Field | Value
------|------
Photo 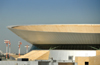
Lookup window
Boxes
[68,56,73,60]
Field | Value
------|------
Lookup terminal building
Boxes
[8,24,100,65]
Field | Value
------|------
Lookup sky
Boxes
[0,0,100,54]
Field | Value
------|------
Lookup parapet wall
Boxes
[75,57,89,65]
[75,50,100,65]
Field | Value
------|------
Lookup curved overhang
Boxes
[8,24,100,45]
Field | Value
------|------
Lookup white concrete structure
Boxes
[49,50,96,60]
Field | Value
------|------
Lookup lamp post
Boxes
[4,40,9,59]
[8,41,11,59]
[18,41,22,56]
[25,45,30,53]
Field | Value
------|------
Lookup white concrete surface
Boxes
[49,50,96,60]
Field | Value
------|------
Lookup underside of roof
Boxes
[8,24,100,46]
[32,44,100,50]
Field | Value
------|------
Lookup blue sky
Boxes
[0,0,100,54]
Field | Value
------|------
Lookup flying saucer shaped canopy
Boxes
[8,24,100,45]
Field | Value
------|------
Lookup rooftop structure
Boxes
[8,24,100,50]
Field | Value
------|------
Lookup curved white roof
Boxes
[8,24,100,45]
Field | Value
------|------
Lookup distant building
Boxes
[8,24,100,65]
